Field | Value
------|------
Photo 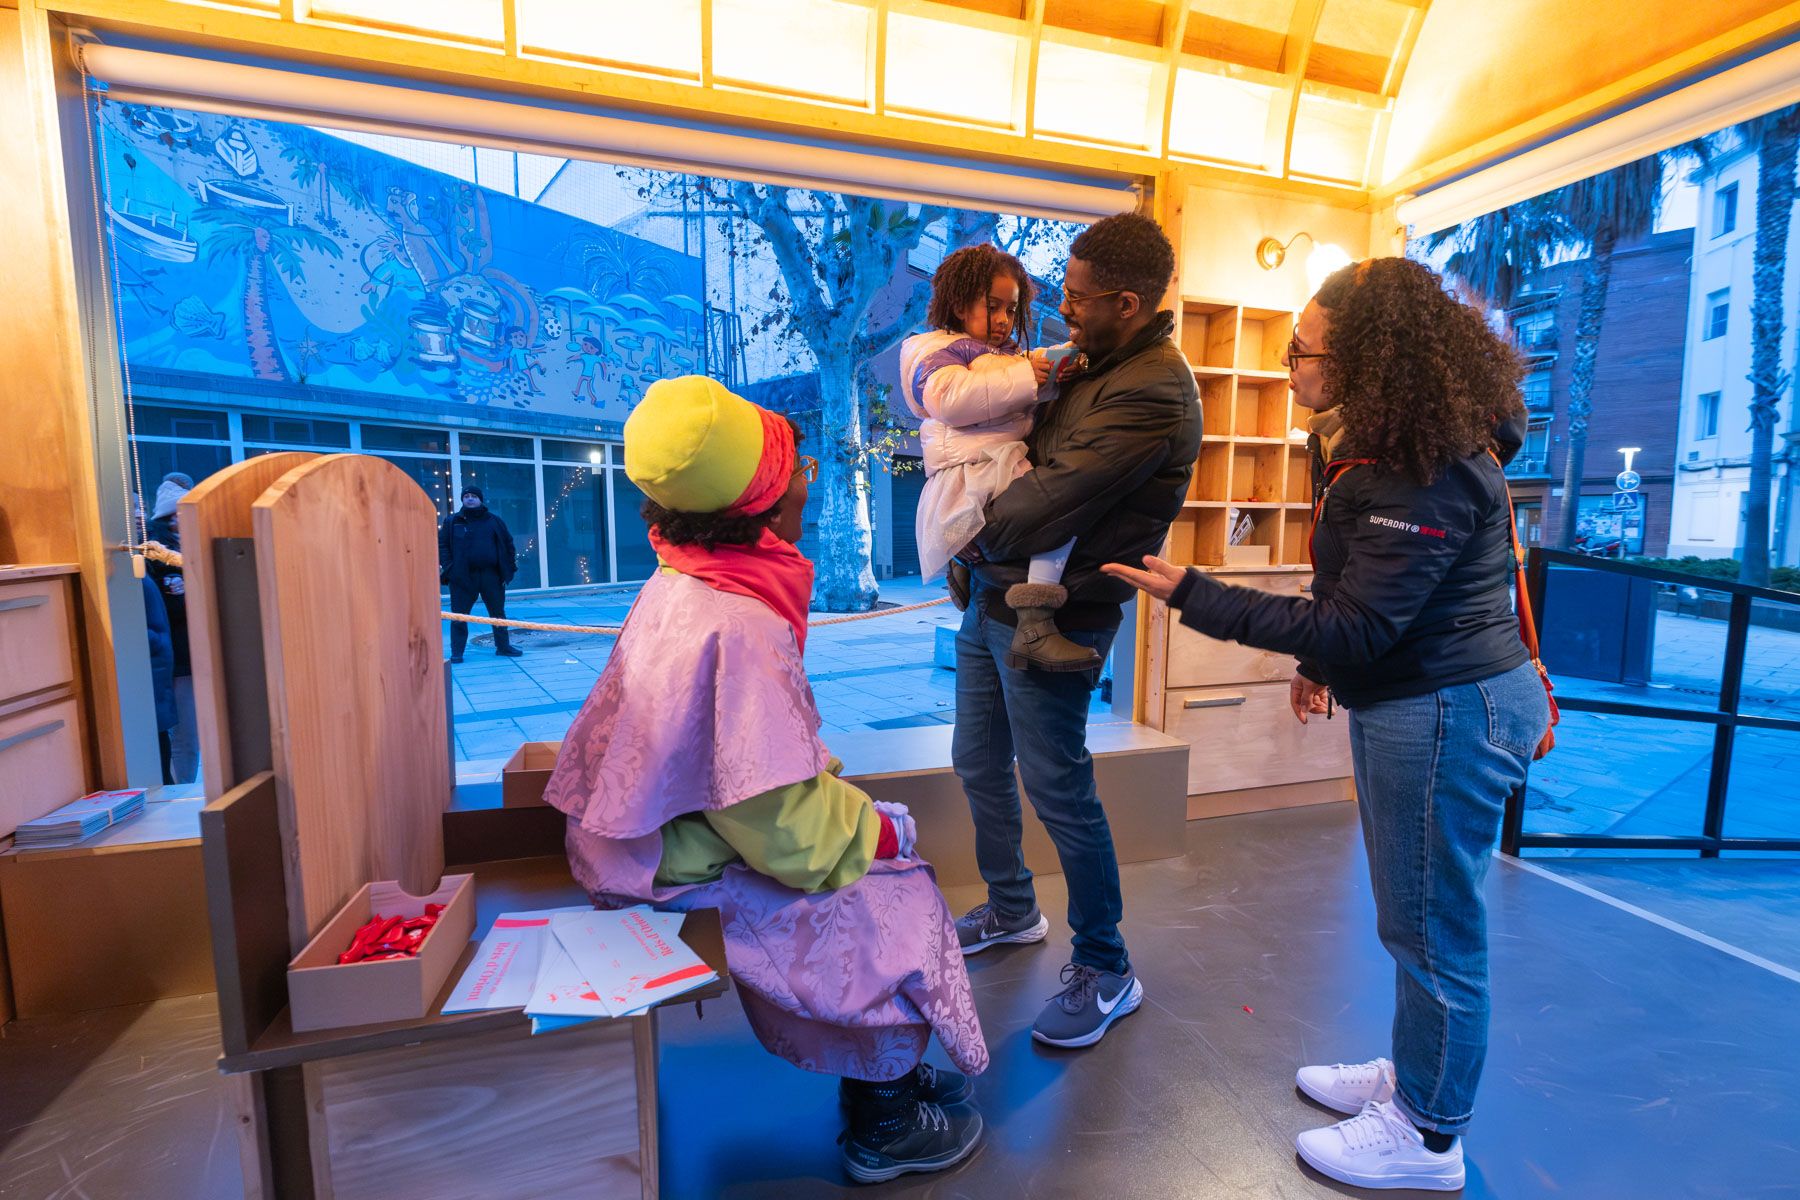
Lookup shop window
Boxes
[458,460,542,588]
[542,439,610,464]
[240,414,350,447]
[543,464,611,586]
[460,432,534,460]
[134,404,229,441]
[610,471,658,582]
[362,424,451,454]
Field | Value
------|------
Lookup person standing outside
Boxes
[146,471,199,783]
[951,211,1200,1049]
[1106,257,1550,1192]
[440,485,524,663]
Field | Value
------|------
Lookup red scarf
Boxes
[648,528,815,654]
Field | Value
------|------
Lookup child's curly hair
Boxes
[927,244,1036,347]
[1317,257,1526,486]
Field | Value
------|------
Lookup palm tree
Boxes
[192,206,340,381]
[1543,158,1666,549]
[1420,198,1562,311]
[1736,103,1800,586]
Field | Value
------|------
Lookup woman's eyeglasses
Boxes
[1284,337,1329,365]
[793,455,819,484]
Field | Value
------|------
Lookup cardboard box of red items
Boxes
[502,741,560,808]
[286,874,475,1033]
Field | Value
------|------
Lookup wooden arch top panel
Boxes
[253,454,449,952]
[179,452,320,801]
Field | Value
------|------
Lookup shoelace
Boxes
[1333,1059,1389,1088]
[1338,1101,1414,1154]
[1051,963,1103,1013]
[916,1102,950,1134]
[961,902,993,930]
[916,1063,939,1094]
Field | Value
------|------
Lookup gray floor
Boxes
[3,804,1798,1199]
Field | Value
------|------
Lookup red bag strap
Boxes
[1308,458,1378,567]
[1486,449,1541,658]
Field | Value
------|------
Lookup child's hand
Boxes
[1029,348,1052,386]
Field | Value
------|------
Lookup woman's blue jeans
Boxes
[1347,660,1548,1135]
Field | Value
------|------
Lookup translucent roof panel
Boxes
[713,0,872,105]
[1184,0,1298,72]
[1043,0,1168,48]
[1168,68,1281,171]
[309,0,504,44]
[518,0,702,77]
[1309,0,1416,94]
[1034,40,1157,149]
[886,11,1022,128]
[1288,88,1381,186]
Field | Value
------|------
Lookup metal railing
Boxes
[1505,452,1550,477]
[1502,549,1800,857]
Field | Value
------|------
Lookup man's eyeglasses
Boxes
[1063,286,1127,308]
[793,455,819,484]
[1284,337,1329,365]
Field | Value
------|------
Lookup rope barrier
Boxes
[135,540,949,636]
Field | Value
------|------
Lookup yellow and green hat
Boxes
[624,375,796,516]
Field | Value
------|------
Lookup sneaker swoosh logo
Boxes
[1097,984,1129,1015]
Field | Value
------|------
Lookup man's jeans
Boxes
[952,593,1127,976]
[1347,659,1548,1135]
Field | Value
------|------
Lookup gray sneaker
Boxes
[1030,963,1143,1048]
[956,902,1050,955]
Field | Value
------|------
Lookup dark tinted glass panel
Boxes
[458,460,540,587]
[134,440,230,494]
[240,414,350,447]
[611,471,657,581]
[134,405,229,440]
[543,439,609,464]
[361,424,450,454]
[544,465,609,586]
[377,454,454,516]
[460,432,533,459]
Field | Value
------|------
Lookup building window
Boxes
[1520,369,1552,412]
[1705,290,1730,340]
[1712,183,1738,238]
[1696,391,1721,439]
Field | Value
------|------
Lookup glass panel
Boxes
[519,0,702,75]
[375,454,454,516]
[361,424,451,454]
[1725,725,1800,841]
[133,405,230,441]
[1738,598,1800,722]
[309,0,504,43]
[1288,89,1378,185]
[458,460,541,588]
[1169,69,1279,169]
[611,471,658,582]
[886,13,1020,127]
[542,439,609,464]
[1034,41,1156,148]
[1540,564,1731,714]
[459,432,533,460]
[133,440,231,495]
[713,0,871,103]
[1522,710,1714,839]
[543,465,610,587]
[240,414,350,447]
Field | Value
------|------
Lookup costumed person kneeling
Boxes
[543,376,989,1185]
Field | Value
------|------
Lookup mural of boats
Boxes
[105,197,198,263]
[214,126,259,177]
[196,178,293,224]
[127,108,199,141]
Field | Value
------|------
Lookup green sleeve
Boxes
[654,761,879,893]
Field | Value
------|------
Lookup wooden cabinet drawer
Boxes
[0,580,74,703]
[0,697,85,839]
[1166,572,1313,689]
[1163,681,1350,796]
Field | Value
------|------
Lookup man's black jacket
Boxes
[973,310,1202,629]
[439,507,518,587]
[1170,412,1530,708]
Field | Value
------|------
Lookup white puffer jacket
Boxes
[898,330,1040,476]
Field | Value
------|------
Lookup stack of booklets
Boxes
[442,904,717,1034]
[14,789,147,849]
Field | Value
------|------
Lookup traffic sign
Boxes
[1612,490,1639,511]
[1615,470,1641,492]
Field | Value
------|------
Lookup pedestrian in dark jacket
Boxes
[140,574,178,786]
[147,472,199,783]
[949,211,1201,1051]
[1106,257,1550,1193]
[440,485,523,662]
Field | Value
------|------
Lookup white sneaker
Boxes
[1295,1100,1465,1191]
[1296,1057,1396,1115]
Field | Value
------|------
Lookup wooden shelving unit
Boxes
[1173,299,1313,570]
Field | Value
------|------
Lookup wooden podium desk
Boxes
[205,774,728,1200]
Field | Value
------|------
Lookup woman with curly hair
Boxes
[1105,257,1549,1192]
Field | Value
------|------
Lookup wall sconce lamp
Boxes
[1256,231,1354,293]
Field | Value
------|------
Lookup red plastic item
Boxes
[337,904,447,965]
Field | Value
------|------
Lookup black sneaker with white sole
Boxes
[839,1076,984,1186]
[1030,963,1143,1048]
[956,902,1050,955]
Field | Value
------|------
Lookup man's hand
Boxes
[1100,555,1186,603]
[1029,348,1052,386]
[1289,674,1330,725]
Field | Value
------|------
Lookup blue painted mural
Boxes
[95,99,706,424]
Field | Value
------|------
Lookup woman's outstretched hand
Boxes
[1101,555,1186,603]
[1290,674,1330,725]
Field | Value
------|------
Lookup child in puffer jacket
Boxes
[899,244,1100,673]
